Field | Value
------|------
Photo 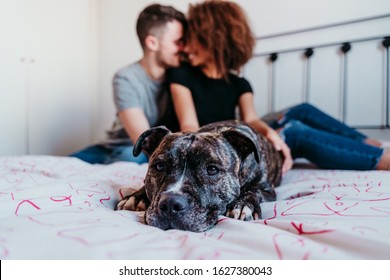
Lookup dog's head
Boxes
[134,126,260,232]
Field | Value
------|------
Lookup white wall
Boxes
[239,0,390,37]
[94,0,390,140]
[0,0,99,156]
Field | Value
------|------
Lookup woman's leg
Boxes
[279,103,369,141]
[280,120,386,170]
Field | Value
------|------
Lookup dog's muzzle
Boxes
[147,191,220,232]
[158,193,189,218]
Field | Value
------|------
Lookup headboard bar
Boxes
[253,35,390,58]
[245,14,390,128]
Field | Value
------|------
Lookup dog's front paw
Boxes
[116,195,147,211]
[116,187,149,211]
[226,199,262,221]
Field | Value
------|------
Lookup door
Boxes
[0,0,28,156]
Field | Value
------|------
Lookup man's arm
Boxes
[118,108,150,144]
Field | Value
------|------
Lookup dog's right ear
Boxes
[133,126,171,157]
[221,129,261,164]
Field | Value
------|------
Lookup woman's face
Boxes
[184,37,210,67]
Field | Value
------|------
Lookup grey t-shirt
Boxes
[103,62,164,146]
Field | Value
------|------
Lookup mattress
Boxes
[1,155,389,259]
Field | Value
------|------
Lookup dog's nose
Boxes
[158,193,188,217]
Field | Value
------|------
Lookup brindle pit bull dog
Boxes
[116,120,283,232]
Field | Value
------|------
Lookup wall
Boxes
[0,0,99,156]
[239,0,390,37]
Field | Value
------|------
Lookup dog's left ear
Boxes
[221,129,260,163]
[133,126,171,157]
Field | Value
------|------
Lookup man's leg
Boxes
[69,144,110,164]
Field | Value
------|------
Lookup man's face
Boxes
[156,20,184,68]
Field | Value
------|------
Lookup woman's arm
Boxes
[238,93,293,174]
[170,83,200,132]
[238,92,277,135]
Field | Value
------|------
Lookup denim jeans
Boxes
[69,144,148,164]
[262,103,384,170]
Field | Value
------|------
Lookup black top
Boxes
[166,63,253,127]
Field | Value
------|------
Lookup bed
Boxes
[1,155,389,260]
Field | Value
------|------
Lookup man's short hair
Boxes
[136,4,186,49]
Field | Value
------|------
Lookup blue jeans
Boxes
[263,103,384,170]
[69,144,148,164]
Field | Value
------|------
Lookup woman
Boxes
[167,0,390,171]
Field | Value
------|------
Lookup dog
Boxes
[116,120,283,232]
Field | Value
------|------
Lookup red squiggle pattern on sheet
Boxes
[1,156,390,259]
[15,200,41,216]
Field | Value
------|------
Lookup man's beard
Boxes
[157,52,179,68]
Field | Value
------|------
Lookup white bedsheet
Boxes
[1,156,389,259]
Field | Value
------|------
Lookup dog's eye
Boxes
[153,162,165,172]
[206,165,219,176]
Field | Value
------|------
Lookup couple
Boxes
[71,1,390,172]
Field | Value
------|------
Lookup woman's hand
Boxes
[265,129,293,174]
[244,110,293,175]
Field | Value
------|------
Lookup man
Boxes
[71,4,186,164]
